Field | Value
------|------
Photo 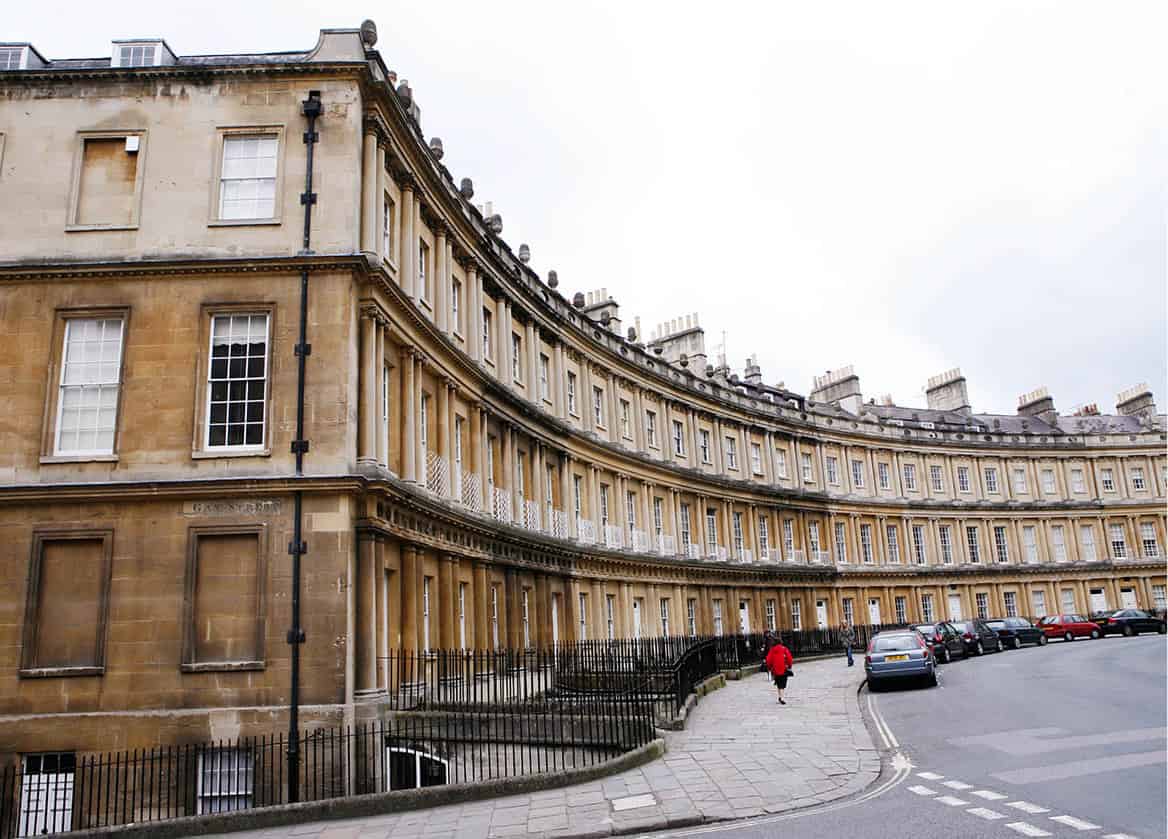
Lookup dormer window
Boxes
[112,40,175,68]
[118,44,156,66]
[0,44,45,71]
[0,47,27,70]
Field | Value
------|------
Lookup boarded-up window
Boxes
[75,137,139,227]
[22,532,113,674]
[184,528,266,668]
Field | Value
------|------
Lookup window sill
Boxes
[20,666,104,679]
[181,661,265,673]
[382,256,399,274]
[191,448,271,460]
[40,454,119,464]
[207,218,281,227]
[452,330,464,342]
[66,223,139,232]
[568,411,580,419]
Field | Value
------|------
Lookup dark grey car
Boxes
[865,630,937,690]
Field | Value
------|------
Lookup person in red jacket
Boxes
[764,637,794,704]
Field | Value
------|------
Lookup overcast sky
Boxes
[13,1,1166,415]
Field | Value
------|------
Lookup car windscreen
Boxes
[987,621,1006,629]
[1007,618,1031,627]
[872,635,918,652]
[914,625,936,635]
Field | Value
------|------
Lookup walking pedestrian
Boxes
[841,622,857,667]
[764,635,794,704]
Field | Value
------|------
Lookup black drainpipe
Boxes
[288,89,321,804]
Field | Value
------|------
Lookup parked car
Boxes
[986,617,1047,648]
[865,630,936,690]
[1092,609,1168,637]
[1037,614,1101,641]
[913,622,967,663]
[952,619,1003,655]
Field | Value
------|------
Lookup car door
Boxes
[943,623,963,657]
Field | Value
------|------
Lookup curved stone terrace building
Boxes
[0,24,1164,759]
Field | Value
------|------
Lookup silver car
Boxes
[865,630,937,690]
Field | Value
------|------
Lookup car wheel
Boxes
[926,670,938,688]
[975,640,984,655]
[938,647,948,663]
[1063,631,1074,642]
[1122,625,1134,637]
[1038,634,1048,646]
[1158,623,1166,635]
[1013,637,1021,649]
[1090,629,1100,639]
[867,679,881,693]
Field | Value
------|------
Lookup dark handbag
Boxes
[785,667,794,678]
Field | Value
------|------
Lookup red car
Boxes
[1037,614,1101,641]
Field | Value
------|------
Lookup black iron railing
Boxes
[0,630,900,837]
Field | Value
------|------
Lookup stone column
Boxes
[561,453,576,537]
[526,321,539,401]
[438,555,455,650]
[400,180,416,300]
[688,410,700,468]
[535,574,550,647]
[401,545,420,652]
[473,561,490,651]
[358,311,378,465]
[414,356,426,485]
[712,417,724,473]
[553,342,566,417]
[501,299,514,383]
[437,378,450,495]
[467,263,482,362]
[434,225,449,333]
[355,534,380,696]
[360,125,379,258]
[400,348,417,482]
[633,388,646,451]
[375,323,387,467]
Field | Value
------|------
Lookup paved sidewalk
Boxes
[215,658,878,839]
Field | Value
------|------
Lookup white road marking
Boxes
[1006,822,1053,837]
[967,807,1007,820]
[936,795,969,807]
[917,771,944,780]
[994,750,1166,784]
[1007,801,1051,814]
[1051,814,1102,831]
[972,789,1007,800]
[907,785,937,796]
[866,694,900,748]
[942,780,973,790]
[1102,834,1141,839]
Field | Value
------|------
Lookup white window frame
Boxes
[578,592,588,640]
[911,524,926,565]
[975,592,989,620]
[511,334,522,383]
[593,387,604,427]
[732,512,744,554]
[1023,525,1038,563]
[759,516,771,555]
[481,309,492,359]
[1012,467,1027,493]
[765,599,777,631]
[860,524,873,564]
[1109,523,1127,558]
[1051,525,1067,562]
[885,524,899,563]
[920,594,934,623]
[1100,468,1115,492]
[699,430,711,463]
[877,462,890,490]
[834,522,847,564]
[903,463,917,492]
[826,456,839,485]
[776,449,788,478]
[204,313,270,452]
[54,316,125,457]
[984,467,998,494]
[939,525,953,565]
[966,526,980,563]
[956,466,971,493]
[566,372,577,415]
[672,420,685,456]
[1140,522,1159,558]
[217,133,280,223]
[790,599,801,631]
[619,399,631,438]
[993,525,1009,563]
[1131,467,1146,491]
[1041,469,1056,495]
[751,442,763,475]
[538,354,550,401]
[801,452,814,482]
[1071,468,1086,494]
[725,436,737,469]
[646,411,658,448]
[1004,591,1018,618]
[687,598,697,637]
[196,748,253,815]
[852,459,865,488]
[1079,524,1096,562]
[930,464,943,492]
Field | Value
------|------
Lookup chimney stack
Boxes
[1017,386,1058,425]
[1115,383,1155,418]
[925,368,971,415]
[809,366,862,414]
[743,355,763,386]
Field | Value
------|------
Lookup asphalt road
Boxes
[642,632,1167,839]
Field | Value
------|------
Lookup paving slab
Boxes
[209,657,878,839]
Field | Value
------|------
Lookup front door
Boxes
[738,600,750,634]
[868,598,882,625]
[816,599,828,629]
[1089,588,1108,613]
[948,593,963,621]
[1120,588,1138,609]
